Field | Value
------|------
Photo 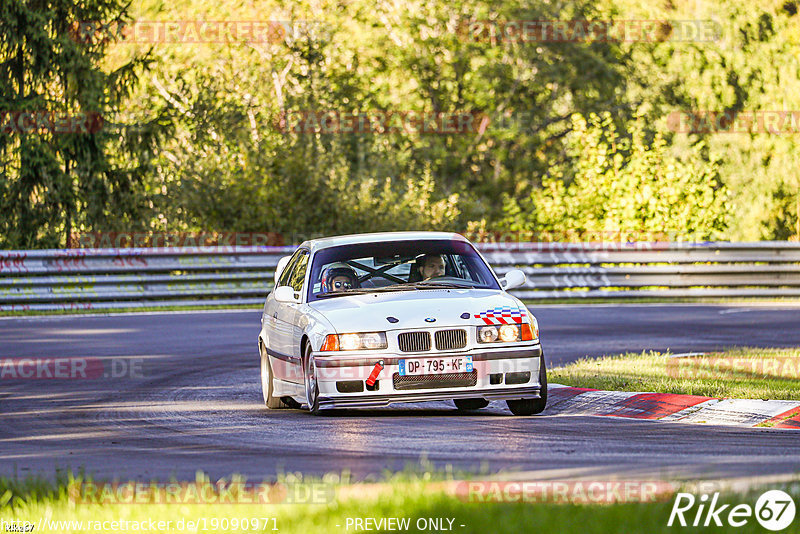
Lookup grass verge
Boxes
[550,347,800,400]
[2,471,799,534]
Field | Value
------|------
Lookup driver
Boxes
[417,254,445,280]
[320,263,359,293]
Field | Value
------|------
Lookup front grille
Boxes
[398,331,431,352]
[434,329,467,350]
[393,370,478,390]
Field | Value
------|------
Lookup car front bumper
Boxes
[312,343,543,409]
[318,385,542,409]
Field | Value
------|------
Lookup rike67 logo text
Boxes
[668,490,796,531]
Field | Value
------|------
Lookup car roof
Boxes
[300,231,469,253]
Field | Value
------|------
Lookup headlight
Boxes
[320,332,388,351]
[478,326,499,343]
[477,323,536,343]
[339,333,361,350]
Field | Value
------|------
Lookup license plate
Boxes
[398,356,473,376]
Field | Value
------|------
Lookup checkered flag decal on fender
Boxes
[474,306,524,325]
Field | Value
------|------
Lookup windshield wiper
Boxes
[315,289,371,299]
[409,281,473,289]
[315,285,419,299]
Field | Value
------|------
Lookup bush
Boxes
[498,113,730,242]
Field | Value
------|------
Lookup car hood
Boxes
[308,289,527,331]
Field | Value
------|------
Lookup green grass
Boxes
[2,471,800,534]
[550,347,800,400]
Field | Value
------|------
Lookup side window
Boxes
[277,250,303,287]
[288,251,309,293]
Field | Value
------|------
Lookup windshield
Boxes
[307,239,500,301]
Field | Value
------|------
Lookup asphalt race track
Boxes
[2,304,800,483]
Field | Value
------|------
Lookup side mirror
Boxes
[501,269,526,290]
[273,286,300,304]
[273,286,299,303]
[274,256,292,286]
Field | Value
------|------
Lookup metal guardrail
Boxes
[1,242,800,311]
[481,241,800,300]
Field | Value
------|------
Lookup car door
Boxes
[263,256,292,350]
[264,250,303,383]
[275,249,310,385]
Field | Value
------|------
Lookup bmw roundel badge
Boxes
[424,317,436,323]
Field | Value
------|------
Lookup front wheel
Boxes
[260,342,285,409]
[506,354,548,416]
[304,344,321,415]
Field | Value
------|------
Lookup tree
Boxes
[0,0,151,248]
[499,113,730,241]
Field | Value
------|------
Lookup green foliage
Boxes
[613,0,800,240]
[0,0,153,249]
[127,0,638,242]
[500,113,730,240]
[2,0,798,247]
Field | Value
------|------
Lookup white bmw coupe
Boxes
[258,231,546,415]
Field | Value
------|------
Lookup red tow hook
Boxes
[366,360,384,387]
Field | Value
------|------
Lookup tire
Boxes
[303,344,321,415]
[260,342,285,409]
[454,398,490,411]
[506,353,548,416]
